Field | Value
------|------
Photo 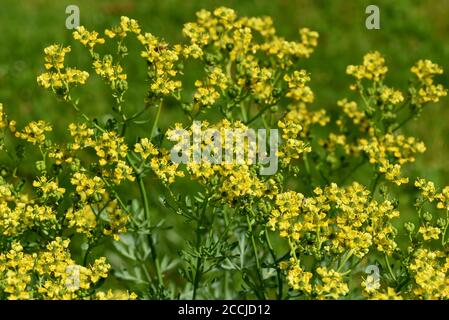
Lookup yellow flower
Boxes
[0,238,112,300]
[134,138,158,160]
[70,172,105,203]
[411,59,444,84]
[277,119,311,166]
[33,176,65,200]
[370,287,402,300]
[411,59,447,104]
[73,26,105,49]
[37,45,89,92]
[287,263,313,293]
[437,186,449,210]
[315,267,349,299]
[66,205,97,236]
[15,120,52,145]
[418,226,441,241]
[415,178,437,202]
[347,51,388,82]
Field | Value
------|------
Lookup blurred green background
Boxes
[1,0,449,295]
[1,0,448,184]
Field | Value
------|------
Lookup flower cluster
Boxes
[165,120,272,203]
[0,239,117,300]
[346,51,388,82]
[411,60,447,104]
[36,45,89,97]
[1,7,448,300]
[358,129,426,185]
[269,182,399,259]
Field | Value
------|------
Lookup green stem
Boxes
[245,104,272,125]
[192,197,209,299]
[340,159,366,184]
[240,103,248,123]
[83,243,92,267]
[246,213,266,299]
[261,114,269,130]
[442,209,449,246]
[336,250,353,273]
[395,98,410,114]
[393,111,414,132]
[150,100,163,139]
[101,177,129,214]
[370,173,381,196]
[142,260,156,292]
[265,228,283,299]
[137,175,151,223]
[67,95,105,133]
[303,153,315,191]
[359,85,372,114]
[126,106,150,124]
[304,153,311,175]
[137,173,163,286]
[192,258,202,300]
[126,154,163,287]
[384,254,397,282]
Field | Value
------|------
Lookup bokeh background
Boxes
[1,0,448,183]
[1,0,449,295]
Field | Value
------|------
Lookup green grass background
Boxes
[1,0,448,184]
[1,0,449,295]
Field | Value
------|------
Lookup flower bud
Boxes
[404,222,415,233]
[35,160,46,173]
[272,88,282,98]
[116,79,128,93]
[437,218,446,228]
[0,166,8,177]
[227,86,239,99]
[92,192,103,203]
[423,211,432,222]
[181,103,193,112]
[291,166,300,176]
[204,53,216,65]
[70,158,81,172]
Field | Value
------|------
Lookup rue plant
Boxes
[0,7,448,300]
